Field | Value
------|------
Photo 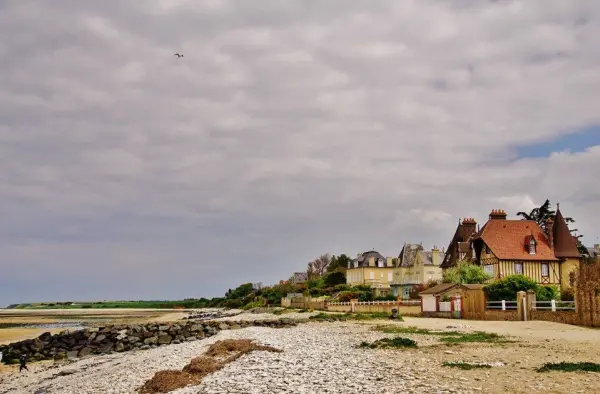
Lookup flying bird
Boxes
[174,53,184,58]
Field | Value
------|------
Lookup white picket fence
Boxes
[486,300,518,310]
[534,300,575,311]
[486,300,575,311]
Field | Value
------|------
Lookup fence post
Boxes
[526,290,537,312]
[517,291,527,321]
[501,300,506,311]
[551,299,556,312]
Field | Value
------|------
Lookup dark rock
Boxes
[144,336,158,345]
[115,342,125,352]
[78,347,93,357]
[157,334,172,345]
[97,342,114,354]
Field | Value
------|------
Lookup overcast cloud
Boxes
[1,0,599,306]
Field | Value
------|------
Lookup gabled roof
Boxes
[419,283,457,295]
[441,219,478,268]
[553,207,581,258]
[418,250,444,266]
[397,243,423,267]
[472,220,558,261]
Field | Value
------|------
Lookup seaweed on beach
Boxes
[138,339,283,394]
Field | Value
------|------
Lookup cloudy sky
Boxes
[1,0,599,306]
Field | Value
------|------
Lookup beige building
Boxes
[346,251,394,294]
[391,244,444,299]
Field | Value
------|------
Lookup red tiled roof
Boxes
[475,220,558,261]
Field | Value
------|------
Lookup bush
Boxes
[333,284,350,292]
[536,285,559,302]
[443,261,491,284]
[484,275,538,301]
[324,271,346,287]
[560,288,575,301]
[358,291,374,302]
[337,291,361,302]
[374,295,397,301]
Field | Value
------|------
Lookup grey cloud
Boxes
[1,0,599,305]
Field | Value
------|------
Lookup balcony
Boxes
[363,279,390,288]
[391,279,423,286]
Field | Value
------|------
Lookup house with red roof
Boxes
[469,206,581,291]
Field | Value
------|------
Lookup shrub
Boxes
[337,291,361,302]
[484,275,538,301]
[537,362,600,373]
[333,284,350,292]
[374,295,397,301]
[443,261,491,284]
[535,285,559,302]
[324,271,346,287]
[359,337,417,349]
[358,291,373,302]
[560,288,575,301]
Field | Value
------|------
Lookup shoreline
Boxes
[3,312,600,393]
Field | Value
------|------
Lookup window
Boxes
[388,272,393,282]
[369,272,374,280]
[529,238,536,255]
[515,263,523,275]
[380,272,383,278]
[472,248,476,259]
[483,265,494,276]
[402,287,411,299]
[377,259,384,268]
[541,263,549,277]
[428,271,434,281]
[353,261,358,268]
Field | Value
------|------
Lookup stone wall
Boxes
[326,303,422,316]
[530,310,580,325]
[0,319,298,364]
[483,310,520,321]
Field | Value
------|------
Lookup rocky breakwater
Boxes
[0,318,299,364]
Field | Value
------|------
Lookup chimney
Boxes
[432,248,441,266]
[386,256,393,267]
[545,217,554,249]
[489,209,507,220]
[461,217,477,231]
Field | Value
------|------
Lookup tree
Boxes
[324,271,346,287]
[308,254,332,277]
[516,199,587,255]
[228,283,254,299]
[517,199,555,224]
[328,254,351,272]
[442,261,491,284]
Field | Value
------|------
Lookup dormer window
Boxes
[529,237,536,255]
[353,261,358,268]
[377,259,384,268]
